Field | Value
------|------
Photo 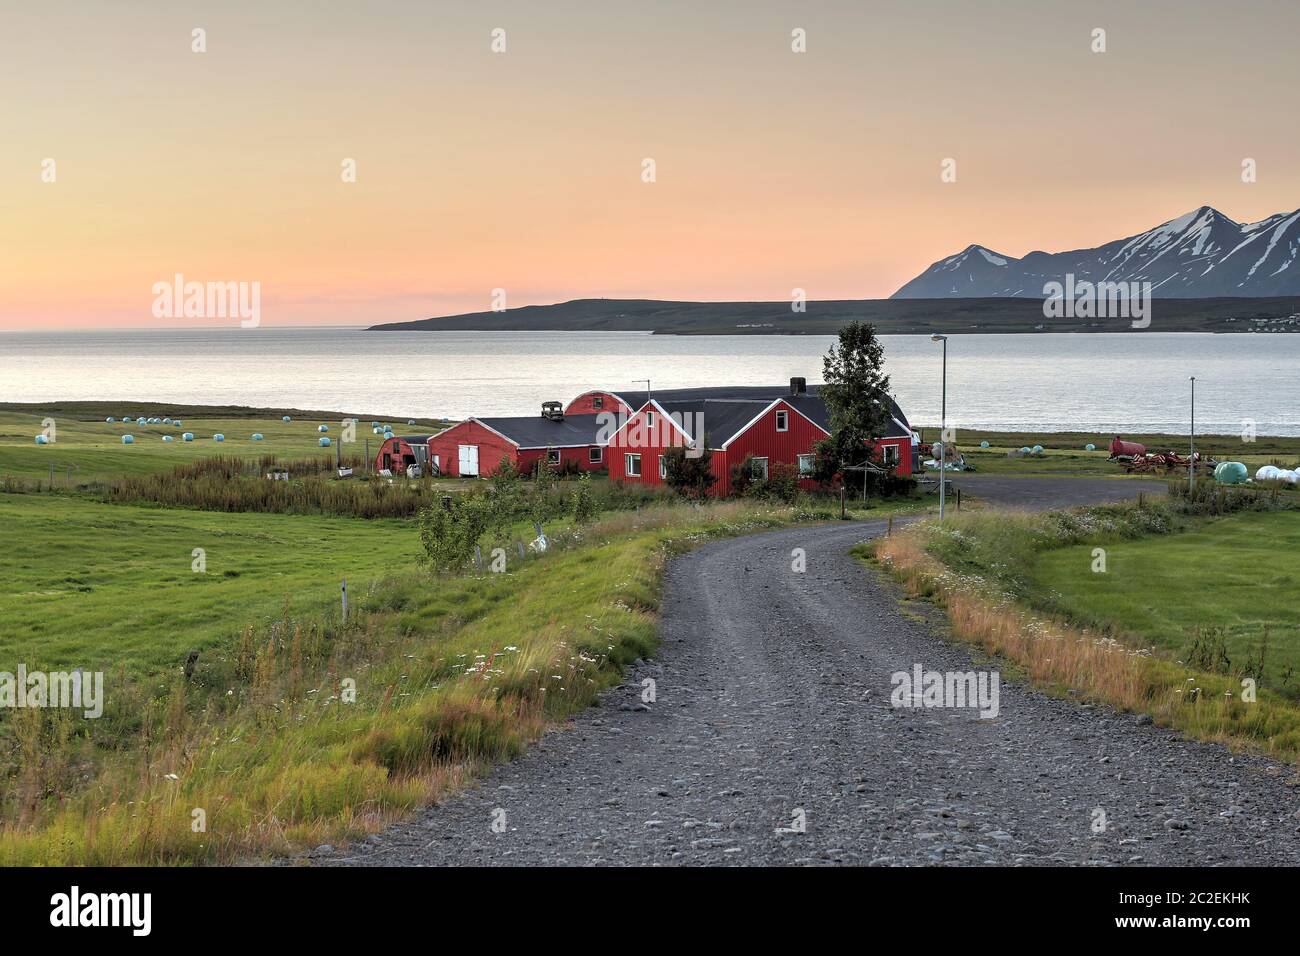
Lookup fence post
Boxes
[341,578,348,619]
[886,514,894,537]
[473,545,484,572]
[840,485,846,519]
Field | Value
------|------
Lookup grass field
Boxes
[0,498,813,864]
[7,396,1292,860]
[1029,510,1300,690]
[1,399,874,862]
[0,405,448,484]
[0,494,414,678]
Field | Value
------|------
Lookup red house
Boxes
[604,381,915,496]
[375,407,607,477]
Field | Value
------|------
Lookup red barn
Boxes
[374,433,439,475]
[564,389,643,417]
[377,408,607,478]
[605,381,915,496]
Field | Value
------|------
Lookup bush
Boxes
[729,455,759,498]
[729,458,809,503]
[107,467,431,519]
[663,445,716,498]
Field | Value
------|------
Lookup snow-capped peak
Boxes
[893,205,1300,299]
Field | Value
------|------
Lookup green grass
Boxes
[873,489,1300,769]
[1029,510,1300,691]
[0,408,448,483]
[0,493,414,678]
[0,498,808,864]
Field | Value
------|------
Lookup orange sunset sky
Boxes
[3,0,1298,330]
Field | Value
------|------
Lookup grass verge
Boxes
[0,498,818,865]
[865,485,1300,766]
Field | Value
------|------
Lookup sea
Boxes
[1,328,1296,436]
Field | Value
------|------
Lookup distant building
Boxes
[373,379,916,491]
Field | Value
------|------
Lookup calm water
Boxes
[1,328,1297,435]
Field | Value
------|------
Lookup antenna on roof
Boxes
[636,379,651,403]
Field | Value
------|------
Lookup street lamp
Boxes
[931,333,948,521]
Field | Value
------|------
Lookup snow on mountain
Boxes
[892,207,1300,298]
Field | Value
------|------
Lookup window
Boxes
[588,446,602,463]
[645,411,655,429]
[547,448,561,465]
[752,457,769,480]
[658,455,667,479]
[797,454,814,476]
[625,453,642,477]
[593,395,604,410]
[775,410,788,432]
[881,444,900,466]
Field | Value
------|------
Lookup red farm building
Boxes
[604,380,916,496]
[373,380,916,491]
[564,389,644,417]
[374,404,608,478]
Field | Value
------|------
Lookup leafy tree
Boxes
[663,439,716,498]
[816,321,894,493]
[486,457,524,536]
[571,473,597,524]
[527,464,560,526]
[418,495,494,573]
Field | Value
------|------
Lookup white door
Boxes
[458,444,479,477]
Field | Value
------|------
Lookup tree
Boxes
[571,472,596,524]
[816,321,893,493]
[663,439,716,498]
[418,495,494,573]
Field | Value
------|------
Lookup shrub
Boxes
[663,444,716,498]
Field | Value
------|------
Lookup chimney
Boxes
[541,401,564,421]
[789,377,807,396]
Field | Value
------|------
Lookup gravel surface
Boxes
[949,474,1169,511]
[323,478,1300,867]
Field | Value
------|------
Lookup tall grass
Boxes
[871,492,1300,766]
[99,457,672,520]
[0,498,802,864]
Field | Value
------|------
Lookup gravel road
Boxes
[325,477,1300,866]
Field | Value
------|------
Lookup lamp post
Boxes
[931,333,948,521]
[1189,376,1196,491]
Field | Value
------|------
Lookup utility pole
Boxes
[931,334,948,521]
[1189,376,1196,491]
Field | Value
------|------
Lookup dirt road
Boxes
[327,478,1300,866]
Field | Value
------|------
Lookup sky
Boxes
[2,0,1298,330]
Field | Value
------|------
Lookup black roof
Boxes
[396,433,438,444]
[473,413,605,449]
[609,385,911,446]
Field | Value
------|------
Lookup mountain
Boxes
[370,295,1300,334]
[892,206,1300,298]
